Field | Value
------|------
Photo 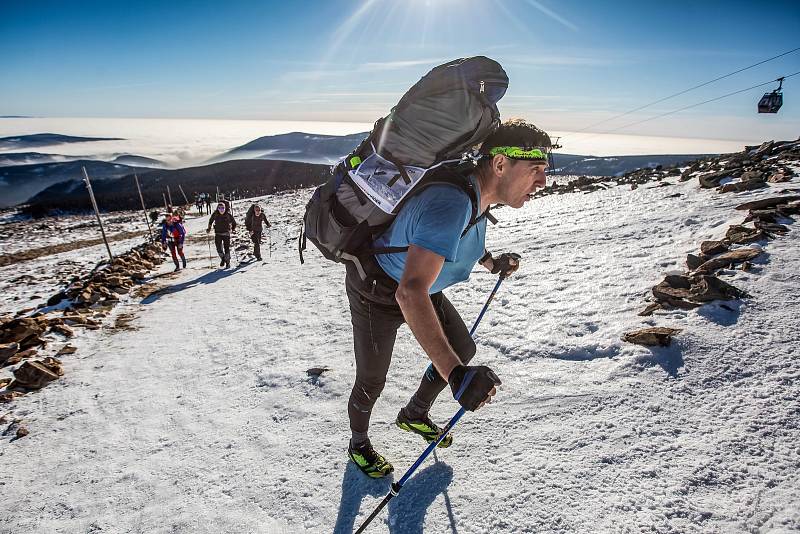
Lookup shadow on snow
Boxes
[140,263,252,304]
[334,456,457,534]
[636,344,685,378]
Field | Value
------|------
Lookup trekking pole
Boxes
[231,233,240,264]
[206,233,214,269]
[268,228,272,259]
[355,274,507,534]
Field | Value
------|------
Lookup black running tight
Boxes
[345,269,476,439]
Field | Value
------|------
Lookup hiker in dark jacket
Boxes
[244,204,272,261]
[206,201,237,268]
[160,214,187,271]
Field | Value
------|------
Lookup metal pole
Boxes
[355,275,507,534]
[163,193,168,213]
[82,166,114,262]
[166,185,173,207]
[134,174,153,241]
[216,185,220,202]
[178,184,189,205]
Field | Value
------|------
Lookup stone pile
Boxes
[613,140,799,347]
[0,241,164,409]
[628,193,799,347]
[679,139,799,193]
[533,138,798,202]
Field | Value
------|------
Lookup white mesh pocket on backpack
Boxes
[348,152,430,214]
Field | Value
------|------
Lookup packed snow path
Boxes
[2,176,799,533]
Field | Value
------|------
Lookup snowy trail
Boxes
[2,178,799,533]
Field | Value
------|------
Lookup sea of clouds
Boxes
[0,117,759,169]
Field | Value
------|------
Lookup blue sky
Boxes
[2,0,799,141]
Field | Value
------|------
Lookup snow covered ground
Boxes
[1,174,798,533]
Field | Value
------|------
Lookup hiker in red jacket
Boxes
[160,213,187,271]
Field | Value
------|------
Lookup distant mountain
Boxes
[0,133,124,150]
[0,152,87,166]
[0,115,33,118]
[24,158,329,214]
[212,131,369,165]
[111,154,164,167]
[212,131,714,174]
[0,160,150,208]
[550,153,716,176]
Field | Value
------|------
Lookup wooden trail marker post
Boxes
[166,185,174,206]
[178,184,189,205]
[81,166,113,262]
[134,174,153,241]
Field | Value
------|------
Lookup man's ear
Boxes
[492,154,506,176]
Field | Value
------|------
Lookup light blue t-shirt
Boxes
[375,176,487,294]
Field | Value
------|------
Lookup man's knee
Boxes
[351,376,387,408]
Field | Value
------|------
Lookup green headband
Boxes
[488,146,549,161]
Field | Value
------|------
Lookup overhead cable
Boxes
[563,46,800,139]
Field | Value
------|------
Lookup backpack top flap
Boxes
[374,56,508,168]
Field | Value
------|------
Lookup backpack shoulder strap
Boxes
[359,163,484,258]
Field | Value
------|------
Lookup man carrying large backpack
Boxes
[342,119,551,478]
[301,57,553,478]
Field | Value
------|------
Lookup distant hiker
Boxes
[149,210,160,224]
[206,201,236,268]
[244,204,272,261]
[195,195,204,215]
[340,119,548,478]
[204,194,212,214]
[160,214,187,271]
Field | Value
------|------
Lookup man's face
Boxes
[500,157,548,208]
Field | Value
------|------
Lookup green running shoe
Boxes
[395,409,453,448]
[348,440,394,479]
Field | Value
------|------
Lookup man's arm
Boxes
[395,245,462,381]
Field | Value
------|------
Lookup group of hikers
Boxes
[194,193,214,215]
[156,199,272,271]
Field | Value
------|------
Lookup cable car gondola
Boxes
[758,77,784,113]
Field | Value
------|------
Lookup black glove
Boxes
[490,252,521,277]
[448,364,501,411]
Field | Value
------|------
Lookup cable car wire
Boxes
[572,72,799,143]
[563,46,800,139]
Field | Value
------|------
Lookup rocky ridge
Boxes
[615,139,799,346]
[0,242,165,414]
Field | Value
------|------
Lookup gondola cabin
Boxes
[758,91,783,113]
[758,77,784,113]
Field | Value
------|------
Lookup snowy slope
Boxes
[1,174,798,533]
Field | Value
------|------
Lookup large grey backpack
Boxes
[300,56,508,276]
